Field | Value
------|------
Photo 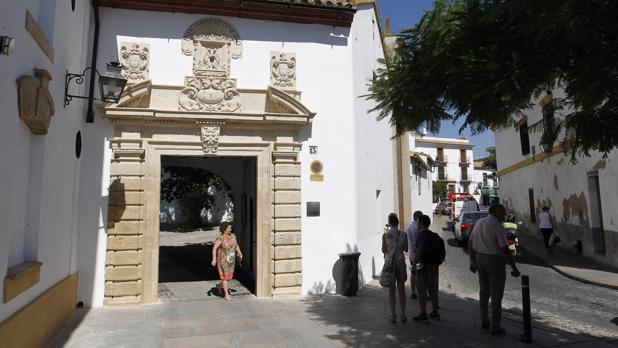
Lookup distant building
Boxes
[414,136,475,195]
[473,159,498,205]
[495,89,618,268]
[409,135,434,215]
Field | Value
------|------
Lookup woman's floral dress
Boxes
[216,234,238,281]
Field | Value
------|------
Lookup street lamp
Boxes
[64,58,128,107]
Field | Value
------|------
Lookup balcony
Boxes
[435,155,448,166]
[460,175,472,183]
[436,174,454,182]
[459,156,472,167]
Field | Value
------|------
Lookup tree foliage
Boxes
[368,0,618,159]
[482,147,496,170]
[161,166,232,228]
[433,181,448,199]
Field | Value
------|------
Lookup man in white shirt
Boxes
[405,211,423,299]
[468,204,520,335]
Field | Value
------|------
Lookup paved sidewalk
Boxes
[47,281,616,348]
[518,232,618,290]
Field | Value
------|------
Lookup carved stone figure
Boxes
[119,42,149,83]
[271,52,296,90]
[201,126,220,154]
[16,69,55,134]
[179,77,241,112]
[181,18,242,77]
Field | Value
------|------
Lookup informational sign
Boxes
[307,202,320,217]
[310,160,324,182]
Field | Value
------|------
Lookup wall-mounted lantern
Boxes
[64,58,127,107]
[1,36,15,56]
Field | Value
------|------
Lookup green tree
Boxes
[433,181,448,199]
[482,147,497,170]
[161,166,232,229]
[368,0,618,159]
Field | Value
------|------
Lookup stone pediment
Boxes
[104,81,315,128]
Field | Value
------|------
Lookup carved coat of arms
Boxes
[119,42,149,83]
[271,52,296,90]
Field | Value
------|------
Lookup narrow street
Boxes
[432,215,618,339]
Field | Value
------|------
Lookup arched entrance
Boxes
[102,81,313,305]
[158,156,258,301]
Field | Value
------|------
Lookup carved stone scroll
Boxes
[271,52,296,90]
[119,42,149,83]
[200,126,220,154]
[16,69,55,134]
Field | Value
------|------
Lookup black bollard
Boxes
[521,275,533,343]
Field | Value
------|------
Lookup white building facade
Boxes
[414,136,475,196]
[408,135,434,216]
[0,1,411,345]
[495,89,618,268]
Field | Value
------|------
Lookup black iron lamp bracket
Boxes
[64,67,103,107]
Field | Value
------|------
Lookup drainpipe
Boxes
[86,0,100,123]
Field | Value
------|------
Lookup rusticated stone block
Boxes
[274,177,300,190]
[106,250,142,266]
[105,266,142,281]
[108,221,142,235]
[104,280,142,296]
[274,232,301,246]
[108,206,143,222]
[272,286,302,298]
[104,295,141,306]
[107,236,142,250]
[274,259,301,273]
[109,177,144,191]
[274,164,300,177]
[274,245,301,260]
[110,162,143,176]
[274,218,301,231]
[275,191,301,204]
[274,204,301,218]
[109,191,143,206]
[274,273,302,287]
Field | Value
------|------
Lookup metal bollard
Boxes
[521,275,533,343]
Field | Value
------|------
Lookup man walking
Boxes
[468,204,520,335]
[405,211,423,299]
[413,215,441,322]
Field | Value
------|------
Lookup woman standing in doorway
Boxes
[211,221,243,301]
[539,206,554,253]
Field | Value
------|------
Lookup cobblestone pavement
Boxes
[47,216,618,348]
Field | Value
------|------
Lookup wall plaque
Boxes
[307,202,320,217]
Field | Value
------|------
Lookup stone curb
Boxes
[520,245,618,291]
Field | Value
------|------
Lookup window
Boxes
[437,148,444,162]
[438,166,445,180]
[460,149,466,163]
[520,122,531,156]
[483,173,488,187]
[463,184,469,193]
[461,167,468,181]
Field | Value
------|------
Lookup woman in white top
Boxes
[382,213,408,323]
[538,206,554,252]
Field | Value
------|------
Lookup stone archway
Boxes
[102,81,313,306]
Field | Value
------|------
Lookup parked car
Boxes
[451,199,479,221]
[453,211,488,245]
[434,200,449,215]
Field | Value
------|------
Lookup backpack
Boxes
[425,230,446,266]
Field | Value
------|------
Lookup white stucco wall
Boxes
[496,90,618,267]
[408,135,434,216]
[0,0,93,321]
[80,4,396,298]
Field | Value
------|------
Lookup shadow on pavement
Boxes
[301,283,617,348]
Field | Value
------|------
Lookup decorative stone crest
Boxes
[181,18,242,77]
[271,52,296,90]
[119,42,149,83]
[200,126,220,154]
[16,69,55,134]
[179,18,243,112]
[179,77,241,112]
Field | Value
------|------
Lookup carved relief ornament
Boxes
[200,126,220,154]
[181,18,242,77]
[119,42,149,83]
[179,18,243,112]
[271,52,296,90]
[16,69,55,134]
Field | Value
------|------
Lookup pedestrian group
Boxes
[381,203,520,336]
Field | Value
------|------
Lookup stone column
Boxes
[271,144,302,297]
[104,139,145,305]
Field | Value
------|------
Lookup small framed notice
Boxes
[307,202,320,217]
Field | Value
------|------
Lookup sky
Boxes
[375,0,495,158]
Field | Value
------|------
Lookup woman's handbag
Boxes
[379,252,395,288]
[549,230,562,247]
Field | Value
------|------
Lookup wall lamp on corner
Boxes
[64,58,127,107]
[1,36,15,56]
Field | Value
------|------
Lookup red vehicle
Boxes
[449,192,474,202]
